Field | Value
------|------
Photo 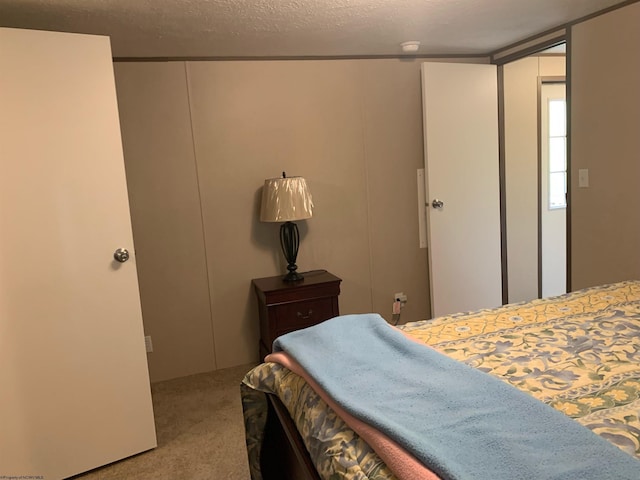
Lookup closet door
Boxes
[0,28,156,479]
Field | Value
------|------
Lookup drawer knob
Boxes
[297,309,313,320]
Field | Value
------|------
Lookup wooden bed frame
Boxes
[261,393,320,480]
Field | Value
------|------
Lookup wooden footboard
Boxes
[261,394,321,480]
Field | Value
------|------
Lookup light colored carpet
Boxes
[74,363,257,480]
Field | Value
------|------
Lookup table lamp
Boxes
[260,172,313,282]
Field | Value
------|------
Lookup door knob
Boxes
[431,199,444,209]
[113,248,130,263]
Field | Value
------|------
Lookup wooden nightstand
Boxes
[252,270,342,359]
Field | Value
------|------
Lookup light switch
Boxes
[145,335,153,353]
[578,169,589,188]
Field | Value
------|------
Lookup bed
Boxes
[241,280,640,479]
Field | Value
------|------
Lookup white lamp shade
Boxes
[260,176,313,222]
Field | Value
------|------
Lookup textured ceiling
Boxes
[0,0,627,58]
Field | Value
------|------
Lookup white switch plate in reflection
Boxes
[578,169,589,188]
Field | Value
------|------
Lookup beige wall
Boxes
[115,62,216,381]
[112,2,640,382]
[570,2,640,289]
[504,55,565,303]
[114,58,474,381]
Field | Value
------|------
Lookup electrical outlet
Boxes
[145,335,153,353]
[394,292,408,303]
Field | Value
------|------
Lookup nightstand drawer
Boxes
[273,297,337,337]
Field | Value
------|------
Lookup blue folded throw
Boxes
[273,314,640,480]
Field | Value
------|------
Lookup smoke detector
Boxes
[400,41,420,53]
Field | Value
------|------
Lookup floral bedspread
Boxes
[242,281,640,479]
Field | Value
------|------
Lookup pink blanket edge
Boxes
[265,350,441,480]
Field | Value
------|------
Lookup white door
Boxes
[0,28,156,479]
[540,83,567,297]
[421,63,502,317]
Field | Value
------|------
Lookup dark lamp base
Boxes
[280,221,305,283]
[283,271,304,283]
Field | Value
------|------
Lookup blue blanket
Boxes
[273,314,640,480]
